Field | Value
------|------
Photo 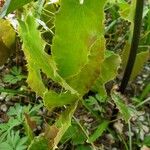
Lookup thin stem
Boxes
[0,88,32,97]
[120,0,144,93]
[128,121,132,150]
[136,97,150,108]
[73,116,97,150]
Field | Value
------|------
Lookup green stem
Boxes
[120,0,144,93]
[0,88,32,97]
[128,121,132,150]
[73,116,97,150]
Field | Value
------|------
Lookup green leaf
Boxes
[28,135,49,150]
[0,142,12,150]
[43,90,77,109]
[52,102,78,149]
[143,135,150,147]
[88,120,109,142]
[118,0,136,22]
[52,0,106,78]
[0,118,21,134]
[111,91,131,122]
[93,51,121,97]
[67,37,105,95]
[122,48,149,81]
[18,15,77,95]
[130,50,149,80]
[3,66,25,84]
[0,131,27,150]
[0,0,33,18]
[62,124,86,145]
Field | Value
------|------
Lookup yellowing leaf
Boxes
[0,19,16,66]
[67,37,105,95]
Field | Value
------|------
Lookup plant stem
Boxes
[128,121,132,150]
[136,97,150,108]
[0,88,32,97]
[119,0,144,94]
[73,116,97,150]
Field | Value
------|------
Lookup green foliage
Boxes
[2,0,149,149]
[89,120,109,142]
[61,124,86,145]
[18,0,107,148]
[28,135,49,150]
[130,51,149,80]
[3,66,26,84]
[0,117,21,135]
[93,51,121,97]
[143,135,150,147]
[111,91,132,122]
[53,103,78,149]
[0,131,27,150]
[52,0,106,78]
[0,102,43,142]
[140,84,150,100]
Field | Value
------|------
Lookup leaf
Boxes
[24,113,36,143]
[0,117,21,134]
[52,0,106,78]
[93,51,121,97]
[18,15,77,95]
[52,102,78,149]
[0,19,16,66]
[88,120,109,142]
[3,66,25,84]
[43,90,77,109]
[28,135,49,150]
[111,91,131,122]
[27,63,46,97]
[0,142,12,150]
[0,19,16,48]
[29,103,78,150]
[62,124,86,145]
[0,131,28,150]
[44,125,59,147]
[143,136,150,147]
[118,0,136,22]
[0,0,33,18]
[67,37,105,95]
[130,50,149,80]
